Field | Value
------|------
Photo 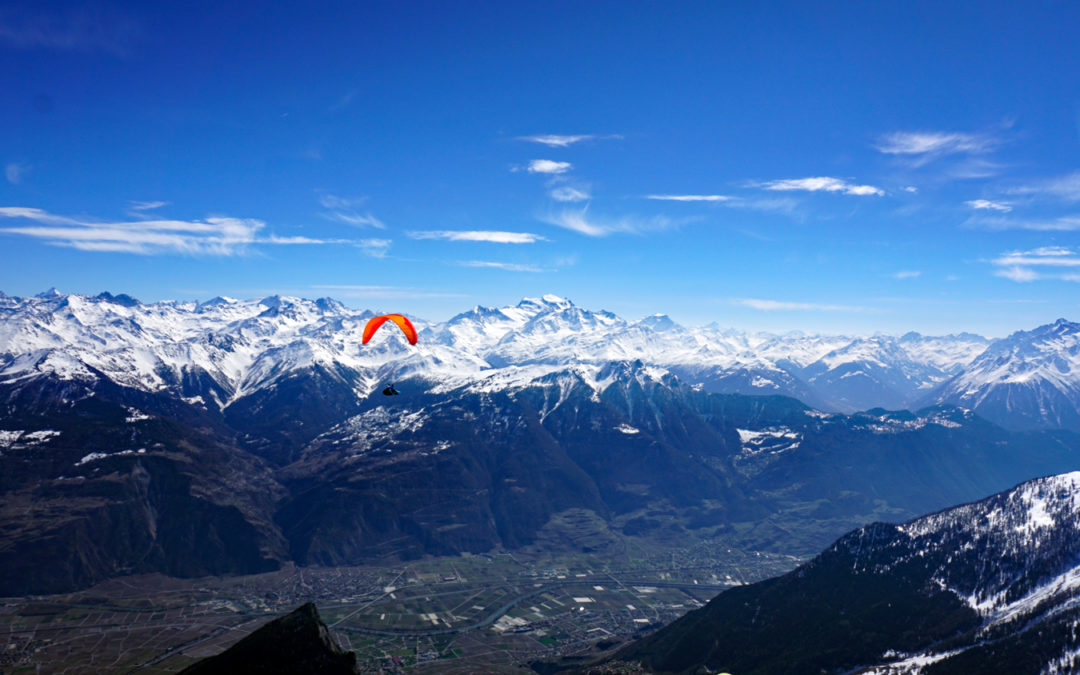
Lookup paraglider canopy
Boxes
[362,314,418,345]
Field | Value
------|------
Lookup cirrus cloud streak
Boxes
[408,230,546,244]
[966,199,1012,212]
[539,207,679,237]
[517,134,593,148]
[990,247,1080,283]
[458,260,543,272]
[0,206,381,256]
[647,194,732,202]
[760,177,883,196]
[876,130,998,157]
[517,133,622,148]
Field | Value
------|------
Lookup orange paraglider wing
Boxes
[362,314,418,345]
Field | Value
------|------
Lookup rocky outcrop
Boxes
[180,603,357,675]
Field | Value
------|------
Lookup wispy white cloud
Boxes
[875,129,999,161]
[264,234,355,245]
[966,199,1012,213]
[518,134,593,148]
[725,197,801,215]
[946,157,1006,180]
[1006,171,1080,202]
[876,131,994,155]
[539,207,677,237]
[971,215,1080,231]
[893,270,922,279]
[737,298,868,312]
[0,206,374,256]
[540,209,614,237]
[993,248,1080,267]
[318,194,386,228]
[5,162,27,184]
[458,260,543,272]
[988,247,1080,283]
[355,238,392,258]
[1026,246,1075,257]
[526,159,572,175]
[549,185,590,202]
[0,207,264,255]
[128,200,169,211]
[408,230,546,244]
[760,177,883,197]
[646,194,732,202]
[126,200,169,219]
[876,128,1008,177]
[517,133,622,148]
[995,266,1040,282]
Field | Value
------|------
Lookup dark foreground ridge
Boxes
[590,472,1080,674]
[180,602,358,675]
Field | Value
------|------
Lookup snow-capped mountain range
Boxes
[928,318,1080,431]
[1,290,1079,429]
[6,289,1080,598]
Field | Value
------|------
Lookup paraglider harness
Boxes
[382,383,400,396]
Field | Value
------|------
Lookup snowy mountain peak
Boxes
[928,318,1080,430]
[197,296,238,311]
[541,293,571,304]
[517,294,573,312]
[258,294,286,309]
[1049,317,1079,335]
[450,304,507,322]
[314,297,346,313]
[94,291,140,307]
[634,314,683,332]
[35,287,61,298]
[1008,318,1080,343]
[901,471,1080,541]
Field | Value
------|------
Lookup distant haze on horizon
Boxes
[2,2,1079,337]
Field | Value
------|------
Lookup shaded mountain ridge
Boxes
[609,471,1080,674]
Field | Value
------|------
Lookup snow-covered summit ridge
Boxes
[938,319,1080,395]
[820,472,1080,673]
[862,472,1080,621]
[922,318,1080,430]
[0,289,1067,416]
[900,471,1080,544]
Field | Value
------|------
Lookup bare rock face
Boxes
[180,603,357,675]
[0,377,287,596]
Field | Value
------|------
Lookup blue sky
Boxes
[3,1,1080,335]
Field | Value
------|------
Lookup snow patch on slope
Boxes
[737,427,801,455]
